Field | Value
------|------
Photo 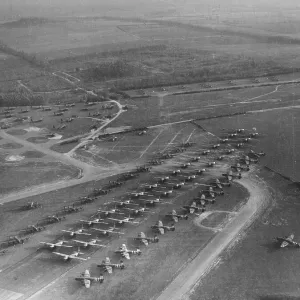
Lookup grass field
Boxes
[0,157,79,196]
[0,19,141,60]
[74,122,203,166]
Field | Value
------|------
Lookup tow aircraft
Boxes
[45,215,66,224]
[165,181,184,189]
[181,163,191,169]
[151,220,175,234]
[193,195,207,207]
[211,144,220,149]
[156,176,170,183]
[98,257,125,273]
[52,247,90,261]
[73,238,107,248]
[153,188,173,197]
[134,232,159,246]
[213,178,231,188]
[225,148,235,154]
[196,168,206,175]
[165,210,188,222]
[201,186,224,196]
[196,194,215,204]
[60,206,83,214]
[207,161,216,167]
[202,150,211,155]
[115,244,141,259]
[222,170,242,181]
[231,163,250,172]
[40,240,72,249]
[275,234,300,248]
[220,138,229,143]
[171,169,181,176]
[182,201,204,214]
[241,155,258,165]
[191,156,201,162]
[249,149,266,158]
[21,225,45,234]
[21,201,42,210]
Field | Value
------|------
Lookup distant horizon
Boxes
[0,0,299,22]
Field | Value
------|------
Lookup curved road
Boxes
[155,173,269,300]
[66,100,125,157]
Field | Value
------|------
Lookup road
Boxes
[0,168,127,205]
[155,172,269,300]
[0,131,94,176]
[66,100,125,157]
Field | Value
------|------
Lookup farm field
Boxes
[0,139,79,195]
[0,19,144,60]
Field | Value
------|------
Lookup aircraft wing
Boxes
[79,232,92,235]
[53,252,68,259]
[280,241,289,248]
[40,242,52,246]
[57,243,73,248]
[287,234,295,241]
[105,265,113,273]
[141,238,149,246]
[139,232,146,238]
[158,227,164,235]
[84,279,91,288]
[121,251,130,260]
[108,218,118,222]
[73,240,86,245]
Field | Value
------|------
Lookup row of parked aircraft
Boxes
[9,127,266,288]
[71,129,265,288]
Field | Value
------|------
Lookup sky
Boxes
[0,0,299,21]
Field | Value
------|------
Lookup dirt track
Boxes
[155,172,269,300]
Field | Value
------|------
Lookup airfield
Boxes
[1,2,300,300]
[0,76,299,300]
